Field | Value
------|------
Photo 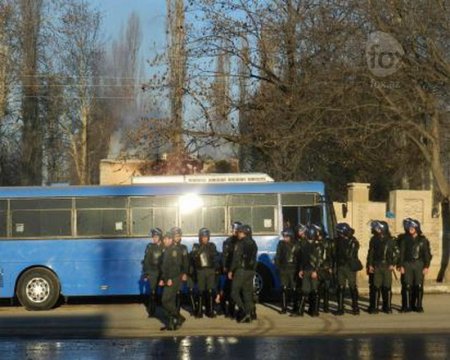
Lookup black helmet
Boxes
[305,224,318,241]
[170,227,182,236]
[281,228,294,238]
[231,221,242,231]
[402,218,414,232]
[150,228,163,238]
[198,227,210,238]
[312,223,327,238]
[237,224,252,236]
[408,219,422,233]
[295,223,307,234]
[336,222,354,237]
[370,220,388,235]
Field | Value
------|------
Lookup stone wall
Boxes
[333,183,447,287]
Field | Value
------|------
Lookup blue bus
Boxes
[0,181,335,310]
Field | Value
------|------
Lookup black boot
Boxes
[290,290,300,317]
[176,291,181,313]
[336,286,345,316]
[369,287,380,314]
[147,291,157,317]
[350,286,360,315]
[415,285,424,313]
[280,287,288,314]
[411,285,418,312]
[382,287,392,314]
[227,300,236,319]
[207,290,216,318]
[310,292,319,317]
[402,285,412,312]
[195,293,203,318]
[323,288,330,313]
[189,289,197,317]
[298,294,306,316]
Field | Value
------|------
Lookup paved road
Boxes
[0,294,449,338]
[0,334,449,360]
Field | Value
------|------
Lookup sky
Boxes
[91,0,168,75]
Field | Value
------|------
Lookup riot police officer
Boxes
[314,223,335,313]
[142,228,164,317]
[366,220,397,314]
[298,225,322,317]
[229,224,258,323]
[295,223,307,243]
[335,223,361,315]
[397,218,414,312]
[274,228,301,314]
[159,232,185,331]
[399,219,432,312]
[222,221,242,318]
[171,227,192,312]
[191,228,218,318]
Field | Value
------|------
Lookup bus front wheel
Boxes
[254,265,273,302]
[16,268,61,311]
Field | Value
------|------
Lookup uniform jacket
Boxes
[230,236,258,272]
[400,233,432,268]
[142,242,164,274]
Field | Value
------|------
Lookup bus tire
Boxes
[16,268,61,311]
[254,264,273,302]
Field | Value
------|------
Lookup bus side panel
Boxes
[0,239,150,298]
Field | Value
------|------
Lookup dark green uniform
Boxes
[400,233,432,312]
[174,242,190,311]
[191,242,218,317]
[366,234,397,313]
[142,242,163,316]
[274,239,301,314]
[318,237,335,313]
[230,236,258,321]
[335,235,361,315]
[299,239,322,316]
[161,244,184,330]
[222,235,238,317]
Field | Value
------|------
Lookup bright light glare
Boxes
[179,193,204,214]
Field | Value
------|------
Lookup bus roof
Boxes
[0,181,326,198]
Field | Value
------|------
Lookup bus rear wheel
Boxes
[16,268,61,311]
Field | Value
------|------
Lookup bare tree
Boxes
[18,0,44,185]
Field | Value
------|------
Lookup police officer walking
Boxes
[399,219,432,312]
[298,225,322,317]
[335,223,362,315]
[191,228,218,318]
[222,221,242,318]
[366,221,397,314]
[159,232,186,331]
[229,224,258,323]
[142,228,164,317]
[274,228,301,315]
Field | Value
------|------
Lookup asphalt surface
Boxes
[0,335,449,360]
[0,294,449,338]
[1,294,450,359]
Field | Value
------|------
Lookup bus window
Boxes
[203,207,226,234]
[229,207,252,227]
[130,197,177,236]
[0,200,7,237]
[76,197,127,237]
[252,207,276,233]
[11,199,72,238]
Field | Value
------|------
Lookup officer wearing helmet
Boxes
[170,227,190,312]
[295,223,307,243]
[298,224,323,317]
[159,231,186,331]
[396,218,414,312]
[399,219,432,312]
[221,221,242,318]
[313,223,335,314]
[191,227,218,318]
[366,220,398,314]
[229,224,258,323]
[142,228,164,317]
[274,228,301,315]
[335,223,361,315]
